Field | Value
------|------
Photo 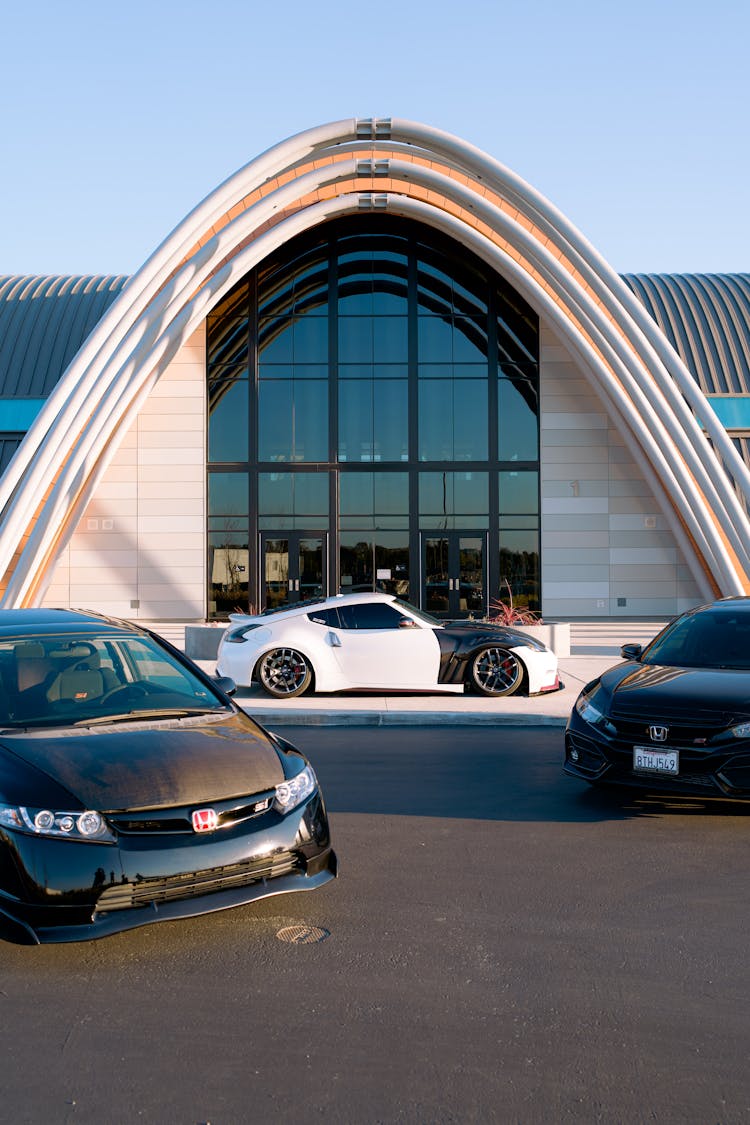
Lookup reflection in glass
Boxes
[419,379,487,461]
[424,537,450,612]
[500,528,540,611]
[258,380,328,462]
[499,471,539,514]
[208,380,249,462]
[339,533,410,598]
[208,472,248,517]
[209,527,249,616]
[418,472,489,529]
[264,538,289,609]
[499,372,538,461]
[258,472,328,527]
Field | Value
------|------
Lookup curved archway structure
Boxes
[2,117,750,607]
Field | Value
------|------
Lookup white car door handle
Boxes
[326,631,342,647]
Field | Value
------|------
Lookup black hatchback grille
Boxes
[96,852,301,912]
[609,708,731,747]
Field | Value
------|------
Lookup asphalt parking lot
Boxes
[1,722,749,1124]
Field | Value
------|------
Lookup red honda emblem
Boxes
[192,808,218,833]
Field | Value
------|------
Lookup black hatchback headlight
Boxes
[574,689,617,735]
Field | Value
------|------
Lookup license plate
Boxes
[633,746,679,775]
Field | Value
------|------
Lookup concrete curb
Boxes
[239,705,568,728]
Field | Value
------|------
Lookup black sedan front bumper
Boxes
[0,790,336,945]
[565,711,750,800]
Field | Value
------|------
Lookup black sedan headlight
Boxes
[0,803,115,842]
[273,765,318,813]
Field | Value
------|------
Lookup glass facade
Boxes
[207,216,539,618]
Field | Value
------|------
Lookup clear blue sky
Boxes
[2,0,748,277]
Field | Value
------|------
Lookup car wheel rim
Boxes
[474,648,520,694]
[261,649,308,694]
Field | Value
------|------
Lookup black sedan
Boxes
[565,597,750,799]
[0,609,336,944]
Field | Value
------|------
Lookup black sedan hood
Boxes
[0,711,285,813]
[599,662,750,718]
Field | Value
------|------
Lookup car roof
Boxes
[0,607,149,640]
[232,591,399,622]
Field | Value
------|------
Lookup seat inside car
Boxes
[45,648,118,705]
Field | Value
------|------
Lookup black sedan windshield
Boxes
[0,632,227,728]
[643,609,750,670]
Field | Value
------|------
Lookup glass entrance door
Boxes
[422,533,486,618]
[260,533,327,610]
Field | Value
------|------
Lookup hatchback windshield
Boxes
[643,610,750,670]
[0,632,228,728]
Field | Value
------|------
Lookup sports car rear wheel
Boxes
[469,647,523,697]
[257,648,312,698]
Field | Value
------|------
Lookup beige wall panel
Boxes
[90,481,138,501]
[82,499,138,519]
[544,530,610,548]
[138,481,204,500]
[58,324,207,621]
[544,481,609,498]
[543,462,609,482]
[137,566,204,585]
[137,430,203,450]
[70,567,138,586]
[538,321,697,619]
[109,445,138,466]
[137,464,204,484]
[74,515,139,537]
[147,380,205,399]
[137,447,204,466]
[69,549,139,569]
[138,412,203,432]
[541,412,608,431]
[136,532,204,552]
[136,599,205,619]
[543,446,609,465]
[137,515,204,534]
[543,514,609,532]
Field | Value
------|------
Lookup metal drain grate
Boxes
[276,924,330,944]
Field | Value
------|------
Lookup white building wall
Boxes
[43,324,207,620]
[539,324,702,618]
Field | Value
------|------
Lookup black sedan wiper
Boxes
[74,707,225,727]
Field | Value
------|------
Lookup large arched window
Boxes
[207,216,539,618]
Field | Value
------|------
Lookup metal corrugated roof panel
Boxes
[1,271,749,402]
[0,275,128,397]
[623,273,750,395]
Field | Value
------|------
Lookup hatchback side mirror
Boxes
[620,643,643,661]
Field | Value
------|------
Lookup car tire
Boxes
[468,647,523,697]
[257,648,313,698]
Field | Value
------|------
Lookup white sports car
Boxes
[216,592,559,699]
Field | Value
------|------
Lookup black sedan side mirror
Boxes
[620,643,643,661]
[212,675,237,696]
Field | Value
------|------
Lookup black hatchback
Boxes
[565,598,750,799]
[0,608,336,944]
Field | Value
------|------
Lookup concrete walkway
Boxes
[187,620,666,727]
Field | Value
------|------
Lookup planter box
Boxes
[185,624,226,661]
[510,622,570,658]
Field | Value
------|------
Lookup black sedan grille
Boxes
[96,852,301,912]
[107,794,274,835]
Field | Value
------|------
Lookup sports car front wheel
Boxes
[469,647,523,697]
[257,648,312,698]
